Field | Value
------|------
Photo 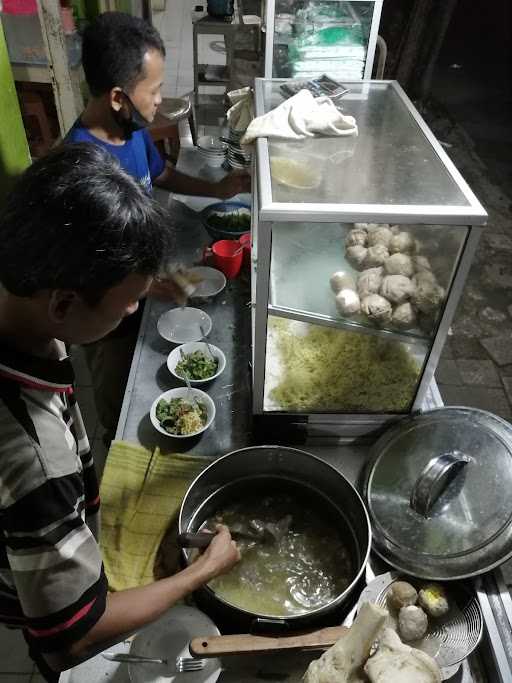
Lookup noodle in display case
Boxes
[251,78,487,437]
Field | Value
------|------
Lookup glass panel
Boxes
[270,221,469,339]
[259,81,470,207]
[272,0,375,80]
[263,316,426,413]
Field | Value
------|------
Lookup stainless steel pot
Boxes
[179,445,371,631]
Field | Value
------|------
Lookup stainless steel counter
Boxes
[89,147,511,683]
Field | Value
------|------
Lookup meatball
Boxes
[345,228,368,248]
[361,294,392,325]
[387,581,418,611]
[418,584,449,618]
[384,253,414,278]
[357,267,384,298]
[330,271,356,294]
[335,289,361,316]
[346,245,368,270]
[363,244,389,269]
[398,605,428,642]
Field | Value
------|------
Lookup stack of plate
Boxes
[197,135,227,167]
[225,127,252,170]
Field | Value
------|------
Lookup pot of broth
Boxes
[179,446,371,631]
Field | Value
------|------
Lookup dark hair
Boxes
[0,143,170,305]
[82,12,166,97]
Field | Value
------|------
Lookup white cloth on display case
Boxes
[241,89,358,144]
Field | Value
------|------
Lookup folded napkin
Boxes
[241,89,357,144]
[99,440,213,591]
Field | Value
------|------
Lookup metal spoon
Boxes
[199,324,216,361]
[180,348,193,401]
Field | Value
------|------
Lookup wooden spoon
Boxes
[189,626,348,658]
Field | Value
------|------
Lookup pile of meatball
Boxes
[330,223,446,332]
[388,580,450,643]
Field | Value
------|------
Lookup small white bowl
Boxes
[188,266,226,298]
[157,307,212,344]
[150,387,215,438]
[167,342,226,385]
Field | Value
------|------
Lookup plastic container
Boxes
[211,240,243,279]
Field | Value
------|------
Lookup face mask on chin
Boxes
[111,91,150,139]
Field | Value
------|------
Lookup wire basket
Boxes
[357,572,483,676]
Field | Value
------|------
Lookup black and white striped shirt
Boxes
[0,342,107,655]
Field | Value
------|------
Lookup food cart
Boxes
[62,83,512,683]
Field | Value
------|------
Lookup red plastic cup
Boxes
[212,239,243,279]
[238,232,251,268]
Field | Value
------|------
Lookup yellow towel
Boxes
[99,440,213,591]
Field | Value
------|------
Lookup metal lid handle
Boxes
[410,450,471,518]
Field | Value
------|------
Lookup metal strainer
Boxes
[357,572,483,678]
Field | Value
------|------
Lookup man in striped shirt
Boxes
[0,144,240,681]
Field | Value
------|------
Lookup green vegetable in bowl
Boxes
[156,397,207,435]
[207,211,251,232]
[176,350,218,380]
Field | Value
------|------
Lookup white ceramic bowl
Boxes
[157,307,212,344]
[188,266,226,298]
[167,341,226,385]
[150,387,215,438]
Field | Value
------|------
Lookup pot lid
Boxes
[364,407,512,579]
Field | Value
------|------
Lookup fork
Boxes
[176,657,207,672]
[101,653,206,671]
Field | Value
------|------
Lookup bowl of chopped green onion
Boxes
[150,387,215,438]
[167,342,226,384]
[200,201,251,241]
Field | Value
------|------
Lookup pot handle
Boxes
[410,450,471,518]
[177,532,214,549]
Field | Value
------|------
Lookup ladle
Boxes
[178,515,292,549]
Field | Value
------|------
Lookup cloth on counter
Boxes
[241,89,357,144]
[100,441,213,591]
[226,86,254,132]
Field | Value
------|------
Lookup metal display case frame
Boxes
[251,78,487,437]
[264,0,384,80]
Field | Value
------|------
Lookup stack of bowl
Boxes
[225,127,252,170]
[197,135,227,167]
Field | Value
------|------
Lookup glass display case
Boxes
[251,78,487,436]
[264,0,383,80]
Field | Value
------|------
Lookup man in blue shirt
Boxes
[65,12,250,444]
[66,12,249,199]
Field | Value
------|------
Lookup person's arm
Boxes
[154,164,251,199]
[44,526,239,671]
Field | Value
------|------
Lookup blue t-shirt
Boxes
[65,121,166,193]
